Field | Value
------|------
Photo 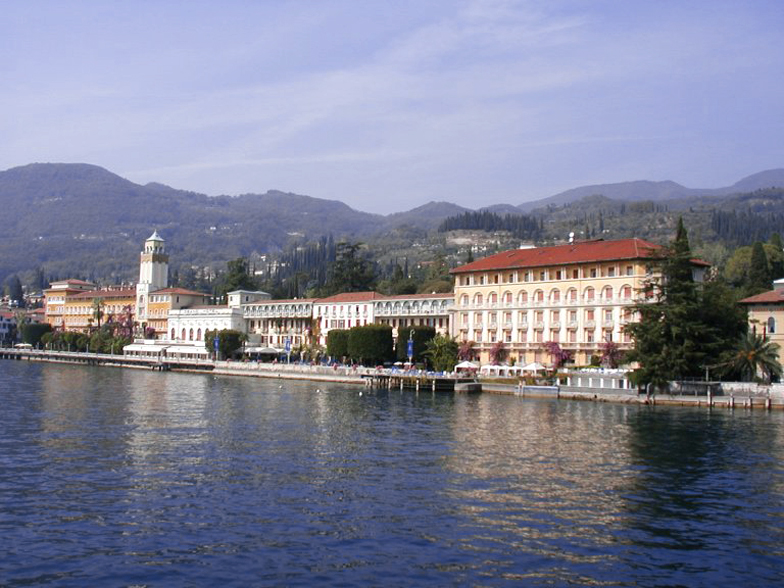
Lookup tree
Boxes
[769,233,784,279]
[4,274,24,306]
[347,324,394,365]
[395,325,436,363]
[488,341,507,365]
[204,329,246,360]
[599,340,624,368]
[625,218,743,389]
[719,332,782,383]
[424,334,459,372]
[91,298,105,330]
[324,242,375,295]
[457,340,476,362]
[748,242,771,295]
[216,258,258,300]
[327,329,349,361]
[543,341,572,369]
[20,322,52,347]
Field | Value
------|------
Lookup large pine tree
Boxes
[625,218,745,390]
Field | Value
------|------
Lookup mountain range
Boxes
[1,162,783,285]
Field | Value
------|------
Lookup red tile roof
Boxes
[378,292,454,301]
[70,288,137,299]
[739,290,784,305]
[316,291,383,303]
[451,239,667,274]
[248,298,317,305]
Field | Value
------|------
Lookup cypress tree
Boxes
[748,241,771,295]
[626,217,743,390]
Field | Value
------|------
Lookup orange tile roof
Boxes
[152,287,210,297]
[739,290,784,304]
[316,291,383,303]
[451,238,667,274]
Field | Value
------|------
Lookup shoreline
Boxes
[2,348,782,410]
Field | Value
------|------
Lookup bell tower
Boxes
[136,230,169,328]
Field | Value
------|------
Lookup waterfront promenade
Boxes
[2,347,783,409]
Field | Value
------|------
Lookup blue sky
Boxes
[2,0,783,214]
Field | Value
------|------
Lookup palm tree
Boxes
[721,332,782,383]
[91,298,105,330]
[424,334,458,372]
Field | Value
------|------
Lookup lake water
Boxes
[1,361,783,587]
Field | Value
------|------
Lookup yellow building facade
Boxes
[450,238,694,366]
[740,281,784,366]
[59,287,137,333]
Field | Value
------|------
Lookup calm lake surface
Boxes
[1,361,783,587]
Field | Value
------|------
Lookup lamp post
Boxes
[407,329,414,367]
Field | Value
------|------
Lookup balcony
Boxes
[534,321,544,330]
[585,320,596,328]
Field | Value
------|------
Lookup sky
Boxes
[2,0,783,214]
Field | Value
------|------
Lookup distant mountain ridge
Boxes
[1,162,783,284]
[517,169,784,212]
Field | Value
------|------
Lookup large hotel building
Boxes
[450,238,708,366]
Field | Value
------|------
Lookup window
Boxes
[590,268,597,278]
[607,267,615,277]
[585,287,595,301]
[518,291,528,304]
[626,265,634,276]
[573,269,579,279]
[768,317,776,334]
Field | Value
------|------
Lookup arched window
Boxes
[489,292,498,306]
[197,328,202,341]
[568,288,577,301]
[768,317,776,334]
[535,289,544,302]
[171,328,176,340]
[603,286,613,300]
[622,285,633,299]
[461,294,469,307]
[585,287,595,301]
[474,293,483,306]
[181,328,186,340]
[550,289,561,303]
[189,328,194,341]
[503,291,512,305]
[518,291,528,304]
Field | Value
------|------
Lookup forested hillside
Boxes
[2,162,784,296]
